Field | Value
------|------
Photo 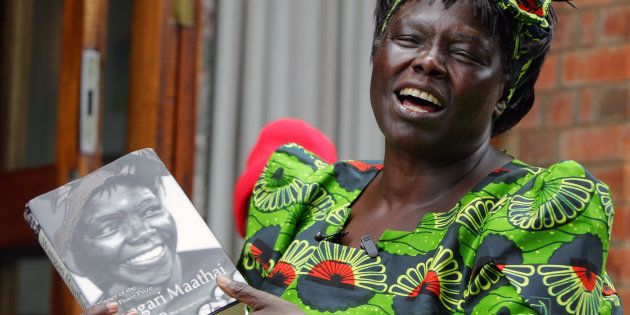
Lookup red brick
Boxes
[578,87,629,123]
[552,11,578,50]
[595,87,629,121]
[606,248,630,284]
[560,124,628,162]
[562,45,630,85]
[578,88,594,123]
[579,10,598,46]
[545,91,574,127]
[588,163,630,203]
[571,0,619,9]
[602,5,630,41]
[536,54,558,91]
[612,207,630,241]
[519,130,558,166]
[518,97,543,130]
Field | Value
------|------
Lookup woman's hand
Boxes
[82,303,137,315]
[216,276,304,315]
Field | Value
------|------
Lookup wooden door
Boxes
[0,0,202,313]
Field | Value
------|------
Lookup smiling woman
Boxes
[216,0,624,314]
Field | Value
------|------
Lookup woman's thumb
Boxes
[217,275,266,308]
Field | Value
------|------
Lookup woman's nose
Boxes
[412,47,446,79]
[126,217,156,243]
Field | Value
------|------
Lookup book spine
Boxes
[24,205,91,309]
[23,205,41,235]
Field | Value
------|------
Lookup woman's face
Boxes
[71,185,177,288]
[370,0,505,158]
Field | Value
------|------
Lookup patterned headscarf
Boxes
[379,0,555,107]
[52,149,168,257]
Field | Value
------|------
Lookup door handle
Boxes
[80,49,100,155]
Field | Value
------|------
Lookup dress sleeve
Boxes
[462,160,622,314]
[236,143,331,289]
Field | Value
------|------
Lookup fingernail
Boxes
[106,302,118,312]
[216,275,231,286]
[126,311,139,315]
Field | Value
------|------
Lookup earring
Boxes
[493,101,507,121]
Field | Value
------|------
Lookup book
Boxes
[24,149,246,315]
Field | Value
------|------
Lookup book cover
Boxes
[24,149,245,315]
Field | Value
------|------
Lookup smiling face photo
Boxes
[26,149,243,314]
[36,150,228,308]
[70,180,178,290]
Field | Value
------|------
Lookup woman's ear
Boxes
[493,100,507,121]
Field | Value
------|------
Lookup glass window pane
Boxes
[0,0,62,171]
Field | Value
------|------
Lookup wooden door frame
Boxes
[127,0,201,197]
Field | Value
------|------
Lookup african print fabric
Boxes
[237,143,622,314]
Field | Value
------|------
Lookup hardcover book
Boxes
[24,149,245,315]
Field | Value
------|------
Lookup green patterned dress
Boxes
[237,144,622,314]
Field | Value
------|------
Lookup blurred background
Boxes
[0,0,627,314]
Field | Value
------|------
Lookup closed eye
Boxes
[99,224,118,236]
[449,48,488,66]
[142,206,164,217]
[86,220,122,239]
[393,34,425,48]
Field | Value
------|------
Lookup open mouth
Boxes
[126,245,166,267]
[397,87,444,113]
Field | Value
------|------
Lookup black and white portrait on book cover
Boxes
[28,149,244,315]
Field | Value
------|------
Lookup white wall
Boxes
[205,0,382,257]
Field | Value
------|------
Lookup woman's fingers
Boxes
[82,302,118,315]
[216,276,304,314]
[82,303,138,315]
[216,276,269,309]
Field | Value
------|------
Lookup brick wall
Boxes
[495,0,630,310]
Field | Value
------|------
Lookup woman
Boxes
[92,0,621,314]
[219,0,621,314]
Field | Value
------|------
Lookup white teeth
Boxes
[399,88,442,107]
[404,104,428,113]
[128,246,165,265]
